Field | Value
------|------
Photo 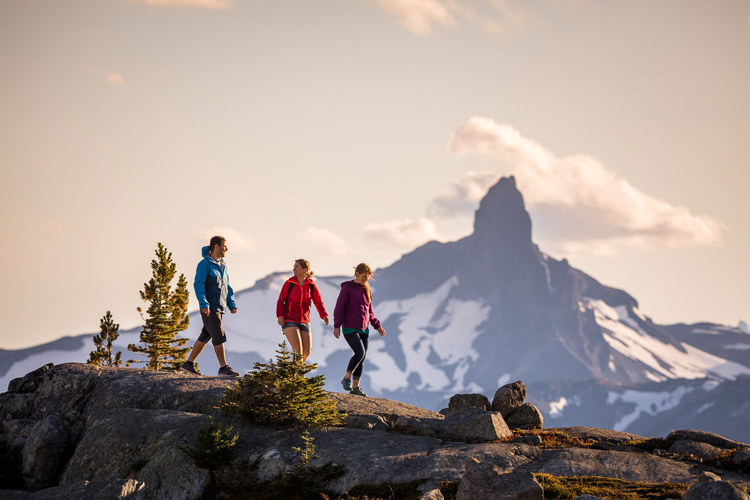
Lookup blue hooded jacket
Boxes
[194,246,237,313]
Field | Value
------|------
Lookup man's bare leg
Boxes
[187,340,207,363]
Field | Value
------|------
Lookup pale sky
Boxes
[1,0,749,350]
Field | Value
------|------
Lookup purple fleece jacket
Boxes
[333,280,382,330]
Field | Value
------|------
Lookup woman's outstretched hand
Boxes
[333,327,341,339]
[377,327,386,337]
[323,316,330,325]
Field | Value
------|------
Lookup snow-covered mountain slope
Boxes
[2,176,748,440]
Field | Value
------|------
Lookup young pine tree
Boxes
[219,342,342,428]
[87,311,123,367]
[128,242,190,370]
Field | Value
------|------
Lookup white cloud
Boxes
[297,227,350,256]
[430,170,500,216]
[106,73,125,87]
[365,218,443,249]
[366,0,530,36]
[203,227,255,252]
[447,116,725,251]
[126,0,233,9]
[366,0,457,35]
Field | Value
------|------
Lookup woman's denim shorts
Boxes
[282,321,311,332]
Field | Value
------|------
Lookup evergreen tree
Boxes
[219,342,342,428]
[180,416,238,470]
[87,311,123,367]
[128,242,190,370]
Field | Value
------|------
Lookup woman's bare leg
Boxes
[283,327,302,357]
[300,329,312,361]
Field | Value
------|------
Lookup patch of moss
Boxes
[535,473,689,500]
[500,429,593,448]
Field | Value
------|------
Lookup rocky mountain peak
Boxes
[473,175,533,250]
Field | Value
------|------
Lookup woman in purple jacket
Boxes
[333,263,386,396]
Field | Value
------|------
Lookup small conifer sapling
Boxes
[128,242,190,370]
[87,311,123,367]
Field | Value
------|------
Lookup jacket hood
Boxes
[288,276,315,286]
[340,280,364,289]
[201,246,223,263]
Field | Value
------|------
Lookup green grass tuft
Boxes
[536,473,688,500]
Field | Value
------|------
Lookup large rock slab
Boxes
[557,427,645,445]
[668,429,748,450]
[7,364,55,394]
[61,408,210,499]
[682,480,750,500]
[519,447,750,485]
[669,440,726,461]
[328,392,444,420]
[441,407,512,443]
[4,363,236,424]
[457,459,543,500]
[82,366,235,416]
[505,402,543,430]
[492,381,526,418]
[22,415,71,489]
[442,393,491,415]
[392,415,442,437]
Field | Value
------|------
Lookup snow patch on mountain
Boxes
[541,254,553,294]
[697,402,714,414]
[583,298,750,381]
[725,343,750,350]
[607,386,693,432]
[367,276,490,393]
[693,327,727,335]
[703,380,720,391]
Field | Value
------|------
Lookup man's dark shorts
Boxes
[198,311,227,346]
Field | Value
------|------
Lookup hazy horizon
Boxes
[1,0,748,349]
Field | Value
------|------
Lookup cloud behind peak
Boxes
[444,116,725,252]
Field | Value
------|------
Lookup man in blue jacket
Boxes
[180,235,240,377]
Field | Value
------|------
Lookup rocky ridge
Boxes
[0,363,749,500]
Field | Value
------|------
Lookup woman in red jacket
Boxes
[276,259,329,361]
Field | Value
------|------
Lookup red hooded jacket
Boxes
[276,277,328,323]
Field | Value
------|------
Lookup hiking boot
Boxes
[180,361,201,375]
[349,387,368,397]
[341,377,352,391]
[218,365,240,377]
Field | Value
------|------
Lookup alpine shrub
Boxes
[219,342,343,428]
[181,416,238,470]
